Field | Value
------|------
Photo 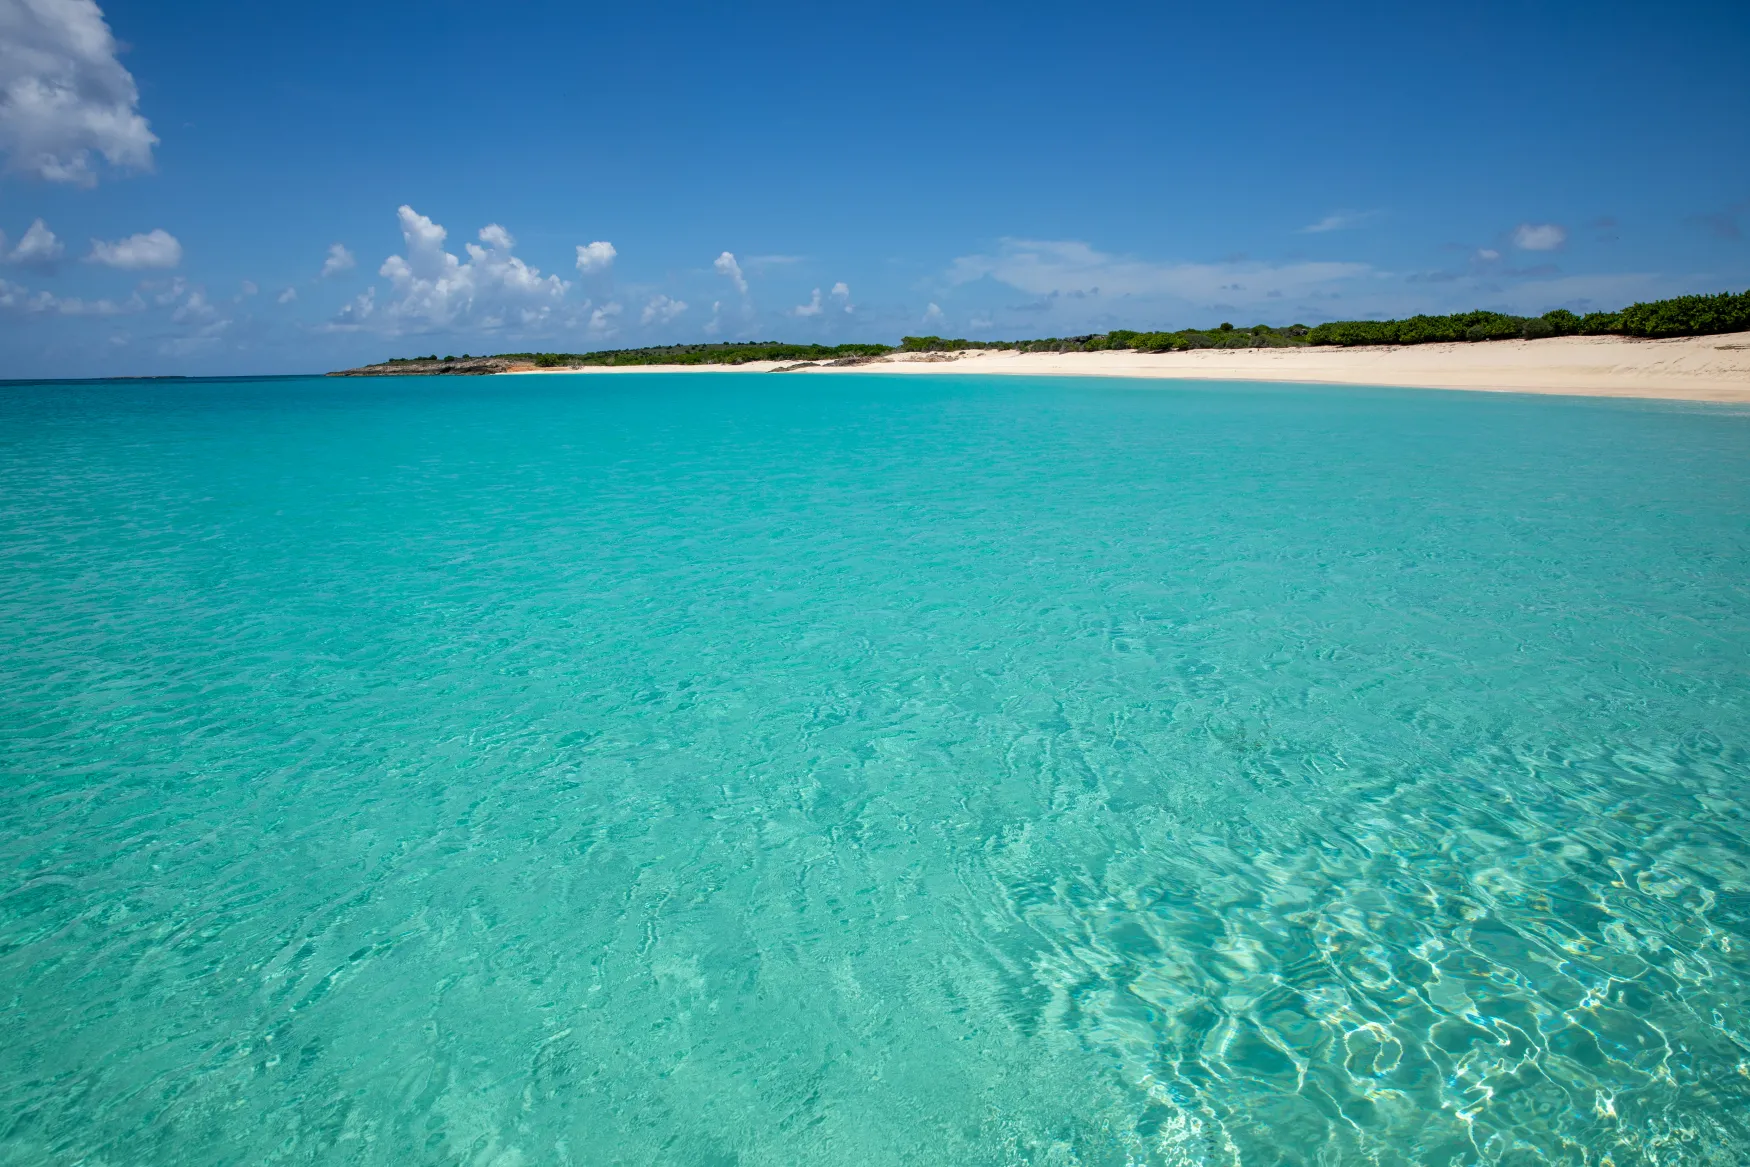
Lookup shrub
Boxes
[1306,291,1748,347]
[1615,289,1750,338]
[1541,309,1580,335]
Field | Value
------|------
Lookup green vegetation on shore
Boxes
[501,342,891,367]
[900,289,1750,352]
[899,323,1309,354]
[363,288,1748,369]
[1302,288,1750,346]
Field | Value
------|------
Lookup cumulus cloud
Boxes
[320,243,355,277]
[41,291,135,314]
[325,286,375,330]
[145,276,183,305]
[575,240,616,274]
[133,282,232,351]
[1513,223,1567,251]
[0,273,141,315]
[1299,209,1379,233]
[923,302,944,323]
[13,270,237,349]
[170,288,218,325]
[5,217,62,268]
[948,238,1370,303]
[0,0,157,184]
[1476,248,1501,261]
[375,205,568,333]
[239,279,257,298]
[38,290,137,315]
[277,285,297,303]
[640,293,686,325]
[713,250,748,294]
[788,284,853,317]
[588,300,621,336]
[85,227,181,269]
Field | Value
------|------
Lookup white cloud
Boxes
[324,286,375,331]
[374,205,568,333]
[575,240,616,274]
[0,0,156,184]
[86,227,181,269]
[1513,223,1567,251]
[588,300,621,336]
[923,302,943,324]
[320,243,356,277]
[239,279,258,297]
[0,273,141,315]
[640,294,686,325]
[713,250,747,294]
[145,275,184,304]
[791,284,852,318]
[948,238,1370,303]
[171,288,218,324]
[277,285,297,303]
[1299,210,1379,233]
[46,291,132,314]
[153,284,232,351]
[41,291,137,314]
[703,300,721,335]
[1476,248,1501,261]
[5,217,62,268]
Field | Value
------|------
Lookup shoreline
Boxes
[501,332,1750,403]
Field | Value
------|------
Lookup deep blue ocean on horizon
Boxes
[3,373,1748,1165]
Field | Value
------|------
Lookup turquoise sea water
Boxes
[2,373,1748,1166]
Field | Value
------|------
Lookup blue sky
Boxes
[1,0,1747,376]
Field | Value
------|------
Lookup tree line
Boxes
[495,342,891,367]
[897,289,1749,351]
[1301,289,1750,346]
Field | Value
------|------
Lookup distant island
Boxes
[330,288,1749,376]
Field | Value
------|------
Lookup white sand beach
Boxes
[506,331,1750,402]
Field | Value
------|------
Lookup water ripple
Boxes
[2,375,1747,1165]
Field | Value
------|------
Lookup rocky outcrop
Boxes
[328,357,528,377]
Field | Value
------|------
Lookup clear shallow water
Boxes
[2,373,1748,1167]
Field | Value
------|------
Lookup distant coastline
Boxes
[502,333,1750,402]
[324,332,1750,403]
[327,290,1750,402]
